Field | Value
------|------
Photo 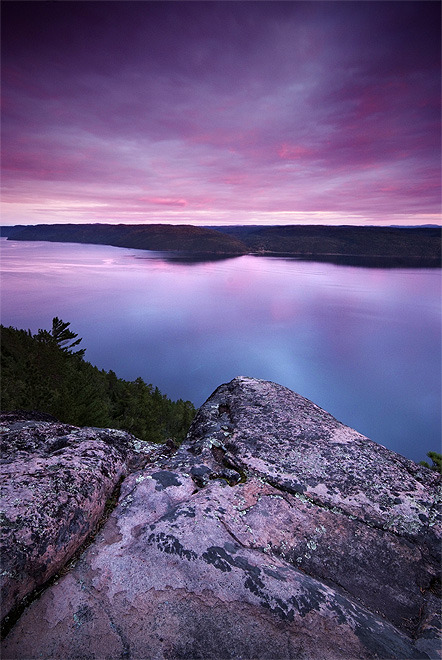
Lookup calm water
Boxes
[1,238,440,463]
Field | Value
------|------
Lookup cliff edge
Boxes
[1,377,441,659]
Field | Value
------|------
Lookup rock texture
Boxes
[1,378,441,660]
[0,410,158,627]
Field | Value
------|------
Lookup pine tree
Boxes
[36,317,85,357]
[1,320,195,443]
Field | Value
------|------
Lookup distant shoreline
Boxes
[1,223,440,268]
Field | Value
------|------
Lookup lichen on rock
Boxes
[0,410,159,632]
[1,379,441,659]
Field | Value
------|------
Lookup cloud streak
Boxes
[1,1,440,226]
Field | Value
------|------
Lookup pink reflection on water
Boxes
[1,238,440,464]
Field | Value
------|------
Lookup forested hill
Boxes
[215,225,441,266]
[0,319,195,444]
[2,223,248,256]
[2,223,440,265]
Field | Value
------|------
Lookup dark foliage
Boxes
[0,321,195,443]
[419,451,442,474]
[5,223,440,266]
[6,223,248,256]
[216,225,442,267]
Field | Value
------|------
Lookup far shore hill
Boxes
[1,223,440,267]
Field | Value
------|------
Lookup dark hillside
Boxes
[217,225,441,266]
[0,226,27,237]
[7,224,248,256]
[4,223,440,266]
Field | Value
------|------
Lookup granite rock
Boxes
[1,378,441,659]
[0,410,158,626]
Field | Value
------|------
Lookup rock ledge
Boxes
[1,378,441,659]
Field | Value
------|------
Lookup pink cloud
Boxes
[140,197,188,207]
[278,144,313,161]
[1,1,440,227]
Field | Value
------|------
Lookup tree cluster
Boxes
[419,451,442,475]
[0,319,195,444]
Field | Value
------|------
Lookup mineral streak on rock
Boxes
[1,379,441,659]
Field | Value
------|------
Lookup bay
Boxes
[1,237,440,463]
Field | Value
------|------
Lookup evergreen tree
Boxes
[0,320,195,443]
[419,451,442,474]
[36,317,85,357]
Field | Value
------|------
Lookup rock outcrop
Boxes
[0,410,158,627]
[1,378,441,659]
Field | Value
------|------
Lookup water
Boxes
[1,237,440,463]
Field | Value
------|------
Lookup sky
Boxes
[1,1,441,227]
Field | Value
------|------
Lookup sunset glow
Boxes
[1,1,440,226]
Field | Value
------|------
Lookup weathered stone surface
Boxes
[171,378,442,636]
[1,378,441,659]
[0,410,158,625]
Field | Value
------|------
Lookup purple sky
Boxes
[1,1,441,226]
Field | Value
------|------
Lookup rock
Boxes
[0,411,158,628]
[174,377,442,634]
[1,378,441,659]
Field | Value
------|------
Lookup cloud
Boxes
[1,1,440,226]
[140,197,188,207]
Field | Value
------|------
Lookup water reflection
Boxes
[1,238,440,463]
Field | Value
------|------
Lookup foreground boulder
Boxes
[1,378,441,659]
[0,410,158,628]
